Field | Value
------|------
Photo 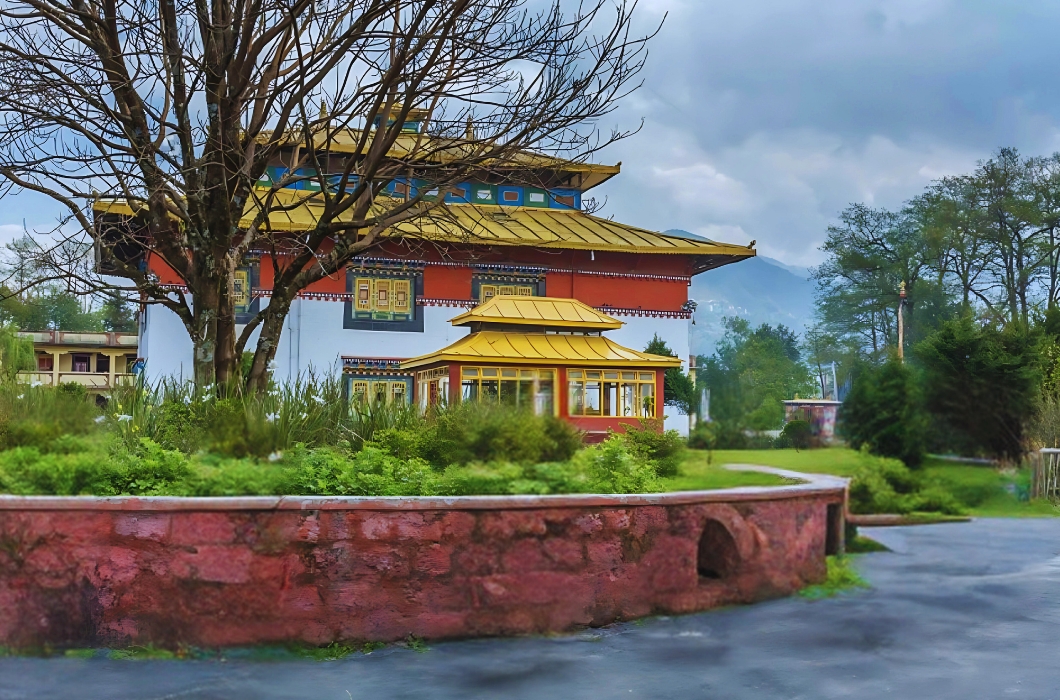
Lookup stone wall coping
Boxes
[0,465,847,512]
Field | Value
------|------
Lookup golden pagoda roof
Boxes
[93,189,753,262]
[253,127,621,190]
[449,296,623,330]
[399,331,682,370]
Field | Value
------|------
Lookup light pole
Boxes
[898,281,906,361]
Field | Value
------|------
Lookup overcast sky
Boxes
[591,0,1060,266]
[5,1,1060,267]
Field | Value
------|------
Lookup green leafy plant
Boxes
[621,420,685,477]
[841,355,927,467]
[799,556,869,599]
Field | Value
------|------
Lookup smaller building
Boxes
[17,331,139,392]
[783,399,842,444]
[400,296,682,437]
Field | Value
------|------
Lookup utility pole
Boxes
[898,281,906,361]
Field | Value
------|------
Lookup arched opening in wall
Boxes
[697,519,740,580]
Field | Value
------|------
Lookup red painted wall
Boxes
[147,254,184,286]
[0,487,844,649]
[424,267,473,300]
[549,275,687,311]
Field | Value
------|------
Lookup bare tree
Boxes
[0,0,654,388]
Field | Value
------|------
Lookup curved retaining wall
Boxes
[0,468,846,649]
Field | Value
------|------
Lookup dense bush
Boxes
[915,316,1039,461]
[840,355,926,467]
[777,419,813,449]
[0,383,102,450]
[620,421,685,477]
[848,450,963,515]
[370,402,582,468]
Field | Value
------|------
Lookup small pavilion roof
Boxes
[449,296,623,330]
[399,331,683,370]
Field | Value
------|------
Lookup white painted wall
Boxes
[140,304,194,385]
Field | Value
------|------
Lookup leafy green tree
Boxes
[0,286,102,331]
[915,316,1040,461]
[644,335,696,415]
[840,355,926,467]
[813,203,949,358]
[0,323,35,379]
[100,291,137,332]
[699,318,815,430]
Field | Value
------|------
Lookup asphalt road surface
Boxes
[2,518,1059,700]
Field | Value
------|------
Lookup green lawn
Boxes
[659,450,794,492]
[669,446,1060,518]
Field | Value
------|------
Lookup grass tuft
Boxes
[799,555,870,600]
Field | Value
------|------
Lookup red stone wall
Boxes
[0,485,844,649]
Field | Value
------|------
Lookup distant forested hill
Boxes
[663,231,815,355]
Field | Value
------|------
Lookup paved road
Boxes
[3,518,1060,700]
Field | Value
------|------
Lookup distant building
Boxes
[18,331,139,392]
[783,399,842,444]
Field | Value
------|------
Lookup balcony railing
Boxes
[17,372,137,389]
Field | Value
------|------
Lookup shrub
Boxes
[0,437,191,496]
[916,316,1039,461]
[687,421,754,450]
[779,419,813,450]
[847,450,963,515]
[840,355,926,467]
[372,403,582,468]
[572,436,660,494]
[0,383,101,450]
[621,421,685,477]
[285,445,438,496]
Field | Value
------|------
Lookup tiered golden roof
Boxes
[94,189,754,259]
[449,295,623,329]
[399,296,682,370]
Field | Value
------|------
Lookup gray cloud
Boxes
[592,0,1060,265]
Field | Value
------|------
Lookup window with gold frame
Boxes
[567,370,656,418]
[345,268,422,331]
[472,274,542,304]
[347,376,412,406]
[459,366,556,416]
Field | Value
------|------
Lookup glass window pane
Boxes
[501,368,518,378]
[517,379,534,410]
[537,376,554,415]
[587,371,601,379]
[539,370,554,379]
[500,379,518,405]
[520,369,534,378]
[585,381,601,415]
[604,372,618,380]
[482,368,498,377]
[603,382,619,416]
[621,383,636,416]
[639,373,654,382]
[569,380,584,415]
[462,379,479,401]
[640,383,655,417]
[622,372,636,380]
[481,379,499,400]
[568,370,582,379]
[463,367,479,377]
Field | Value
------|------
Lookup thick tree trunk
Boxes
[214,254,239,389]
[246,295,292,393]
[191,283,220,387]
